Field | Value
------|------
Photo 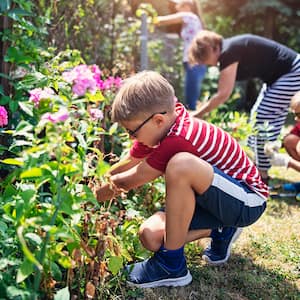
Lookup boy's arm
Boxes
[193,62,238,119]
[109,153,144,175]
[95,160,163,202]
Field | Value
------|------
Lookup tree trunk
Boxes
[0,15,12,96]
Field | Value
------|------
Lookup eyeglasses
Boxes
[126,111,167,138]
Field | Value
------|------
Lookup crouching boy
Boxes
[94,71,268,288]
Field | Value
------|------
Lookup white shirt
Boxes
[181,12,203,62]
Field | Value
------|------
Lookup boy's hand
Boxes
[88,177,127,203]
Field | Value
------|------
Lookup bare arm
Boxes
[109,153,144,175]
[95,161,163,202]
[193,62,238,119]
[155,12,184,26]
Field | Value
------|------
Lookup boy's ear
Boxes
[153,113,166,126]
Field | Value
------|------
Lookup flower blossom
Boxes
[89,108,104,121]
[97,76,122,91]
[41,107,69,124]
[62,65,99,96]
[0,106,8,127]
[29,87,55,107]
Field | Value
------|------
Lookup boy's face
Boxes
[122,112,168,147]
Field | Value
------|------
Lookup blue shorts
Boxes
[189,166,267,230]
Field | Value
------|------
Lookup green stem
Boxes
[33,148,64,292]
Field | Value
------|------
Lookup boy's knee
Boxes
[166,152,198,175]
[138,226,163,252]
[166,152,212,179]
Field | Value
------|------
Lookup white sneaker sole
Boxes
[202,228,243,266]
[127,270,192,288]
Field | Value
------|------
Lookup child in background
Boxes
[265,91,300,198]
[155,0,206,110]
[93,71,268,288]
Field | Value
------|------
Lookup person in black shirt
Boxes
[188,30,300,183]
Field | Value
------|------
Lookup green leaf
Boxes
[51,261,62,281]
[54,287,70,300]
[96,160,110,177]
[0,0,10,13]
[9,99,18,113]
[58,255,72,269]
[20,167,43,179]
[0,158,23,166]
[0,221,8,234]
[0,95,10,104]
[5,47,33,64]
[16,259,34,283]
[19,101,34,116]
[6,286,30,298]
[17,226,42,271]
[0,258,15,270]
[9,140,33,150]
[108,256,123,275]
[86,90,105,102]
[7,8,33,20]
[24,232,42,246]
[109,122,118,135]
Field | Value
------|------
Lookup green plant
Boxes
[0,49,145,299]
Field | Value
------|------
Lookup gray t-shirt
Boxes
[219,34,297,85]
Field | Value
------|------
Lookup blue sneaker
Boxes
[126,251,192,288]
[283,182,300,192]
[202,227,242,265]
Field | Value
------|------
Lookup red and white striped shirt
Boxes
[130,102,269,199]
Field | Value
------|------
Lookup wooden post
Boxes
[140,12,148,71]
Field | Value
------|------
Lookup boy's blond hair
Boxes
[111,71,175,122]
[188,30,223,65]
[291,91,300,110]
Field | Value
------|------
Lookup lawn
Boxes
[131,167,300,300]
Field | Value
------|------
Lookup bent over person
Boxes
[189,30,300,184]
[93,71,268,288]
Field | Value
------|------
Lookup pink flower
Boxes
[113,77,122,88]
[0,106,8,127]
[97,77,123,91]
[89,108,103,121]
[29,87,55,107]
[62,65,98,96]
[63,64,123,95]
[41,107,69,123]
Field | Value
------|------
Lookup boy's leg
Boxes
[164,152,214,250]
[126,152,266,286]
[126,152,214,288]
[192,166,266,265]
[139,211,211,252]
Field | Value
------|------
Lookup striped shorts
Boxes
[189,166,266,230]
[248,54,300,170]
